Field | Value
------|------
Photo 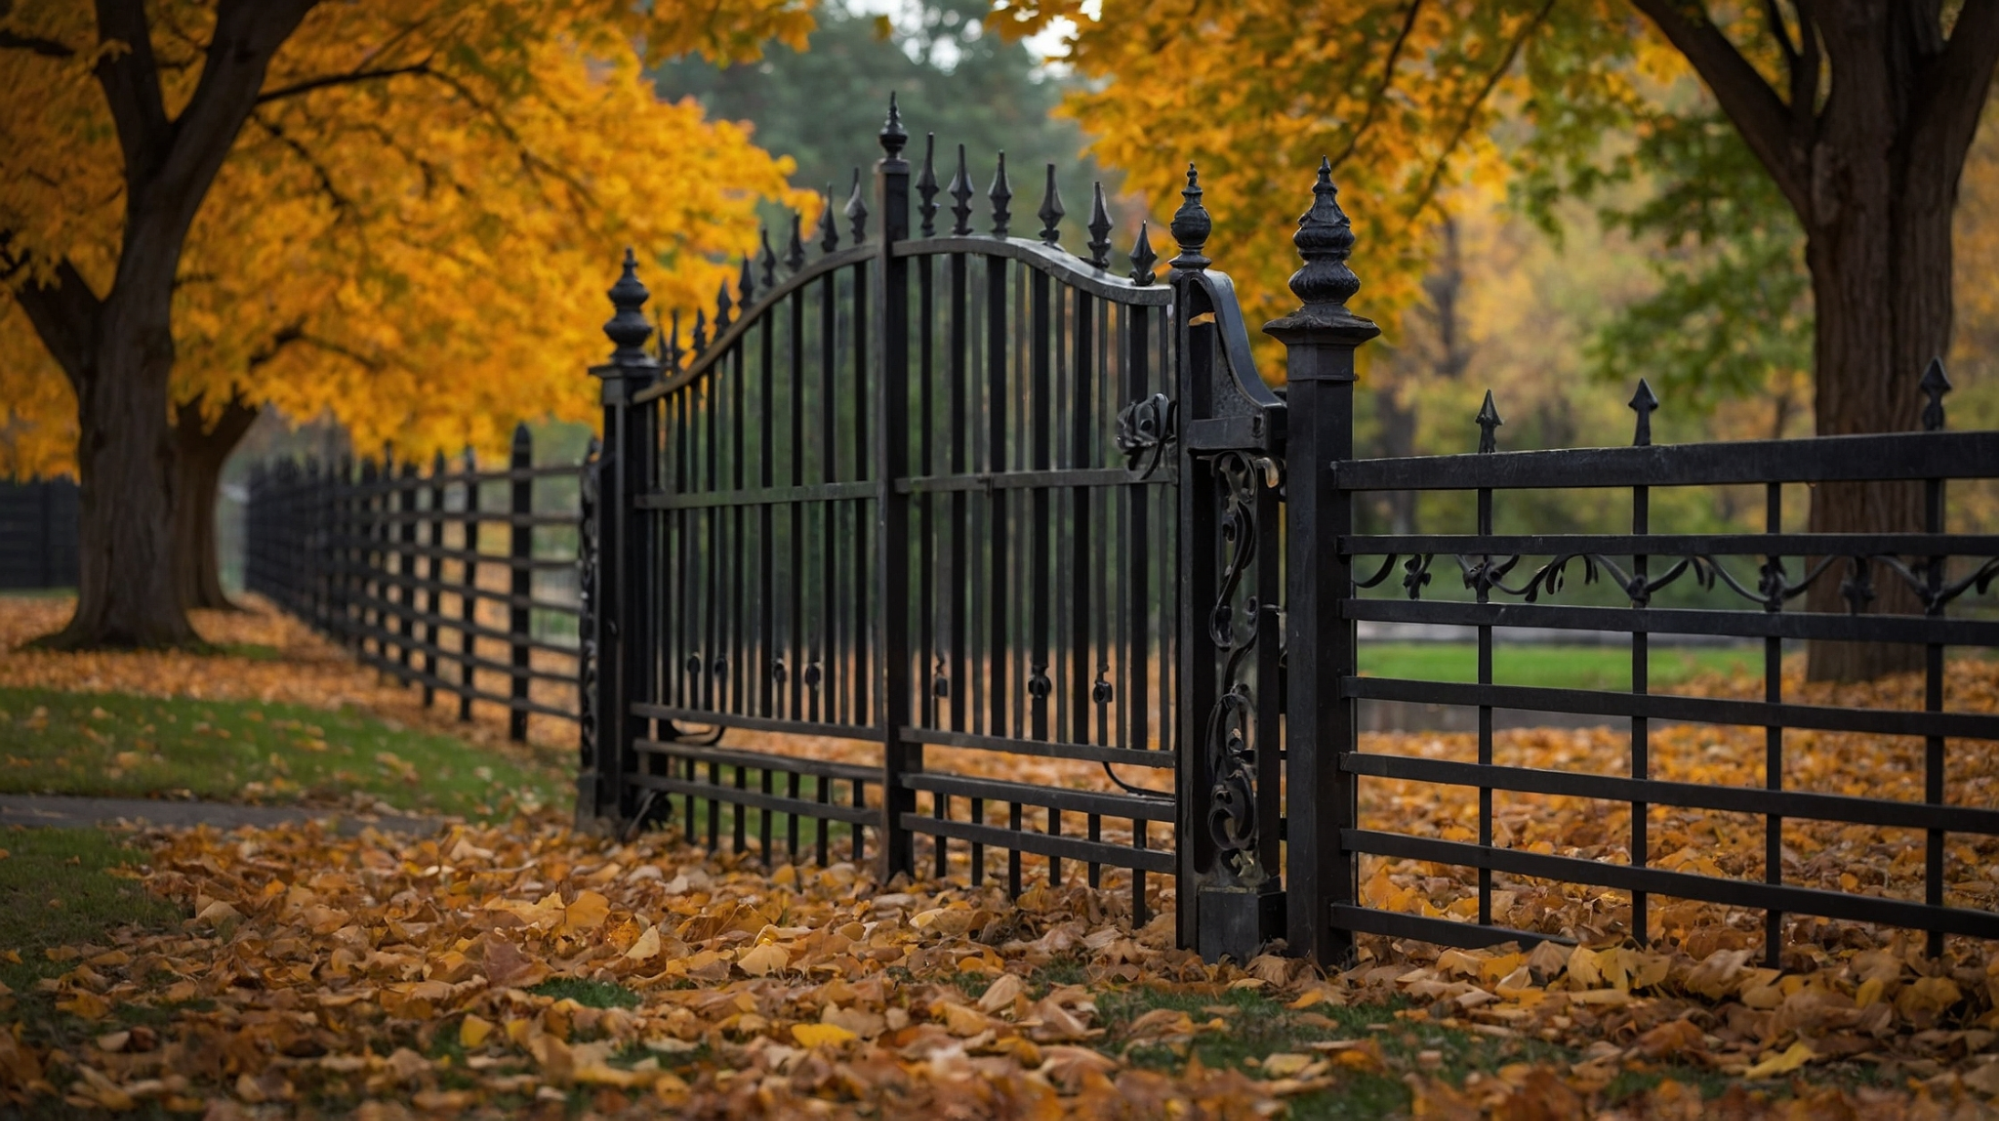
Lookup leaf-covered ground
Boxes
[7,596,1999,1116]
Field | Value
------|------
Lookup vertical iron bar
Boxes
[397,464,417,678]
[509,426,533,742]
[1631,480,1649,945]
[424,456,444,706]
[1764,482,1784,967]
[876,109,917,879]
[1926,471,1946,959]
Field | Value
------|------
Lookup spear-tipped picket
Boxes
[691,307,708,355]
[1169,163,1211,273]
[1037,163,1064,247]
[989,151,1012,238]
[845,168,869,244]
[1920,357,1952,432]
[714,278,733,331]
[1130,220,1157,286]
[1086,182,1113,268]
[948,144,974,236]
[758,227,778,291]
[1629,379,1659,447]
[666,308,683,372]
[1475,390,1502,454]
[737,253,756,308]
[785,211,807,273]
[916,132,940,237]
[818,184,839,253]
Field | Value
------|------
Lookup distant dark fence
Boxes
[0,480,79,590]
[243,426,584,743]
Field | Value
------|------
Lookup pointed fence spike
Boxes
[989,151,1012,238]
[512,422,532,457]
[738,253,756,306]
[692,307,708,354]
[786,211,807,273]
[948,143,974,236]
[916,132,940,237]
[1037,163,1064,247]
[819,184,839,253]
[1086,182,1114,269]
[845,167,869,244]
[758,227,778,290]
[667,308,683,371]
[879,91,908,159]
[1629,378,1659,447]
[1169,162,1211,272]
[714,278,733,331]
[1130,220,1158,286]
[1475,390,1502,454]
[1920,356,1952,432]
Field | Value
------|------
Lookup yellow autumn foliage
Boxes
[0,0,821,476]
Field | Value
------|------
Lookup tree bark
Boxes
[1630,0,1999,682]
[3,0,316,648]
[172,393,260,611]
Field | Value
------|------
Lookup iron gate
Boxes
[579,96,1999,968]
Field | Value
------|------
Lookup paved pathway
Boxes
[0,794,439,835]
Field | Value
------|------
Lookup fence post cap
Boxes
[1168,163,1210,273]
[1263,158,1380,344]
[594,249,660,390]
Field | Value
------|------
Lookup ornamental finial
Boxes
[916,133,940,237]
[1629,379,1659,447]
[1287,157,1360,307]
[1169,163,1210,272]
[785,211,807,273]
[1475,391,1502,454]
[1037,163,1064,247]
[845,167,869,243]
[1086,182,1114,269]
[1130,221,1157,286]
[948,143,974,236]
[818,184,839,253]
[758,227,777,290]
[879,91,908,160]
[603,248,654,362]
[989,152,1013,238]
[1920,357,1952,432]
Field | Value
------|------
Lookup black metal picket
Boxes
[243,427,584,743]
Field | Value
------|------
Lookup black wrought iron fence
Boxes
[243,425,585,743]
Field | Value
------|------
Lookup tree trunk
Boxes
[42,316,195,649]
[172,393,260,611]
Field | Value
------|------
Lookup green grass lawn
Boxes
[1358,642,1757,691]
[0,687,565,818]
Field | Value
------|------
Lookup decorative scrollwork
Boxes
[1204,452,1266,879]
[577,439,602,779]
[1115,393,1177,479]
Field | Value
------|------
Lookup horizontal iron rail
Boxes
[895,467,1176,494]
[330,565,581,617]
[901,726,1177,769]
[892,236,1176,305]
[628,773,876,826]
[344,619,576,682]
[1334,431,1999,491]
[1344,829,1999,940]
[329,537,578,571]
[336,602,579,654]
[630,736,878,783]
[1327,904,1574,950]
[1342,753,1999,835]
[904,813,1178,874]
[1345,598,1999,646]
[353,651,577,720]
[346,464,581,494]
[1346,676,1999,740]
[1345,533,1999,558]
[370,510,577,527]
[630,705,878,743]
[636,480,875,510]
[901,771,1176,821]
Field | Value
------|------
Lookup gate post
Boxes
[1262,159,1379,968]
[581,250,659,828]
[874,95,918,880]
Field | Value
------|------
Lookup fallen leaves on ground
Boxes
[0,816,1995,1118]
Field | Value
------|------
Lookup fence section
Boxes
[243,427,585,743]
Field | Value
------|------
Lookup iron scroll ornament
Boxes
[1116,393,1177,479]
[1204,451,1269,879]
[1353,548,1999,614]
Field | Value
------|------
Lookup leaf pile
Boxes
[0,815,1992,1118]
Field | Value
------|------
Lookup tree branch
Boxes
[1404,0,1555,222]
[5,251,103,389]
[255,61,434,105]
[1328,0,1424,173]
[1909,0,1999,182]
[0,29,76,57]
[1628,0,1808,218]
[93,0,172,192]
